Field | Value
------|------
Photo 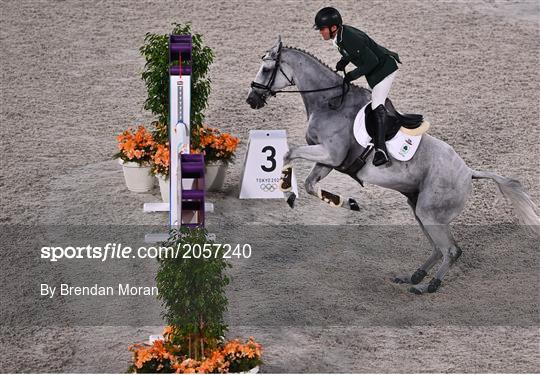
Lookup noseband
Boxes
[250,43,349,109]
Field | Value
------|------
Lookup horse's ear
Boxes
[269,35,282,58]
[276,35,283,53]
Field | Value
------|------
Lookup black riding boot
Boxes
[372,104,390,166]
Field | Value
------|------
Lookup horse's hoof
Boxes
[409,286,423,295]
[349,198,360,211]
[392,276,407,284]
[427,278,442,293]
[410,269,427,285]
[286,193,296,208]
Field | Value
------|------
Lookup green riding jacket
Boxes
[335,25,401,88]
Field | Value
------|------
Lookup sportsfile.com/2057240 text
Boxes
[40,243,252,262]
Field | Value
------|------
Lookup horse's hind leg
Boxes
[408,224,462,294]
[407,175,469,294]
[393,193,442,285]
[304,163,361,211]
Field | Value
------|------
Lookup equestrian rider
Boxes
[314,7,401,166]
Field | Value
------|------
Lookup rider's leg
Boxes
[371,71,396,166]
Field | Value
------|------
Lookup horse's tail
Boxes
[472,169,540,235]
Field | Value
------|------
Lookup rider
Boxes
[314,7,401,166]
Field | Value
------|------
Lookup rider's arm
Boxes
[336,56,350,71]
[347,46,379,81]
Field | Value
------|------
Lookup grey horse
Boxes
[246,38,539,294]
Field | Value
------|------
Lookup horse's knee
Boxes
[449,246,462,262]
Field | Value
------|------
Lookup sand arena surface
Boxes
[1,0,539,372]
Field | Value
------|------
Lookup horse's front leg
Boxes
[284,144,340,165]
[304,163,361,211]
[279,144,346,208]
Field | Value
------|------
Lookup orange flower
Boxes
[134,347,153,369]
[115,125,155,163]
[173,358,201,374]
[224,137,238,153]
[190,125,240,164]
[152,144,170,167]
[163,326,174,336]
[129,336,262,373]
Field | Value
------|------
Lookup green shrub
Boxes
[156,227,231,360]
[140,22,214,146]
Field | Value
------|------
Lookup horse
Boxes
[246,37,540,294]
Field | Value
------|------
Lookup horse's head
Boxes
[246,36,295,109]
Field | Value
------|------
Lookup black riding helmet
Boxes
[313,7,342,30]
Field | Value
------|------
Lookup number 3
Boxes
[261,146,276,172]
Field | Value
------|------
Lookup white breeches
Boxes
[370,70,396,108]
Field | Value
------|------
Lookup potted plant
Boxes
[140,23,214,179]
[157,227,230,361]
[127,227,262,373]
[139,24,242,193]
[114,125,155,192]
[140,23,214,139]
[128,327,262,373]
[191,125,240,191]
[150,141,170,202]
[128,335,177,373]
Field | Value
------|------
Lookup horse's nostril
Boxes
[246,95,261,109]
[246,91,267,109]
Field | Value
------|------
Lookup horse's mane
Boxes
[283,46,338,75]
[283,46,359,88]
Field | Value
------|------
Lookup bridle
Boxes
[250,42,295,96]
[250,42,350,109]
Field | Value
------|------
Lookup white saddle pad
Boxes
[353,102,423,161]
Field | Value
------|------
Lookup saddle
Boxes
[336,99,430,177]
[352,99,430,163]
[365,98,424,141]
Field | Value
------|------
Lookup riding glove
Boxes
[335,58,349,72]
[344,72,354,84]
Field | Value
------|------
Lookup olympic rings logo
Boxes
[259,183,277,192]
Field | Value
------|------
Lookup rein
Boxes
[250,43,349,109]
[255,83,343,96]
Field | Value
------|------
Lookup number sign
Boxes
[239,130,298,199]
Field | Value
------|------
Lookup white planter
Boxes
[205,161,228,191]
[119,160,155,193]
[241,365,260,374]
[157,174,169,203]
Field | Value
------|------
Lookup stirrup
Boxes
[373,148,389,166]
